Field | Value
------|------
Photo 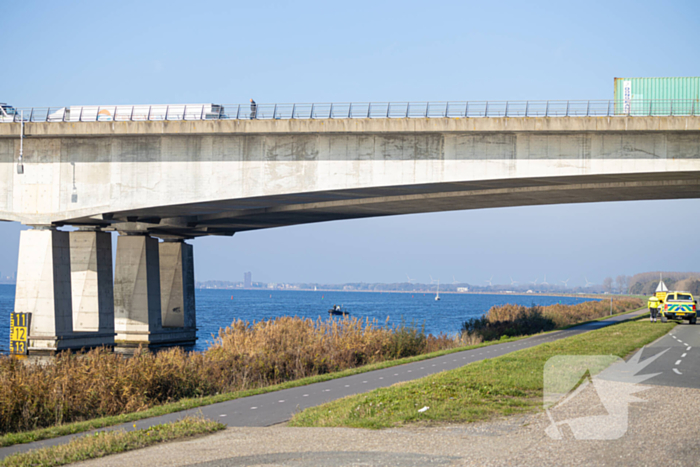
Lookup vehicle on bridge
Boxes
[0,103,18,122]
[47,104,225,122]
[660,291,697,324]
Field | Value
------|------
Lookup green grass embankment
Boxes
[289,316,673,429]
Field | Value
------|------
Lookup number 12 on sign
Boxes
[10,312,30,355]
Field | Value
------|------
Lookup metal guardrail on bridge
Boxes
[1,99,699,123]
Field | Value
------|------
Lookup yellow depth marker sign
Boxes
[10,312,30,355]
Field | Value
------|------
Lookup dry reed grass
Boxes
[487,297,643,327]
[462,298,644,342]
[0,316,454,434]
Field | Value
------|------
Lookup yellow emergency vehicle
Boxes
[661,291,697,324]
[650,278,697,324]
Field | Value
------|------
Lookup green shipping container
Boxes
[614,77,700,116]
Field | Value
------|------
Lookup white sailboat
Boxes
[435,279,441,301]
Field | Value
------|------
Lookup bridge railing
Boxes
[2,99,698,123]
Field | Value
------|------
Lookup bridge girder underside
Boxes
[60,171,700,239]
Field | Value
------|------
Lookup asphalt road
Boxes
[634,319,700,388]
[0,308,647,459]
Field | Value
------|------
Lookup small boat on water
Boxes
[328,304,350,316]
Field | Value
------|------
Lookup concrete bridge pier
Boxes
[15,228,114,354]
[114,234,197,351]
[159,240,197,343]
[70,229,115,337]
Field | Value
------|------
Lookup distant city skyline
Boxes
[197,271,639,295]
[196,278,608,294]
[195,273,630,294]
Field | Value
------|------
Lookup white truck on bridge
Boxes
[48,104,224,122]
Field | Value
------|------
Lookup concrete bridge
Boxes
[0,115,699,353]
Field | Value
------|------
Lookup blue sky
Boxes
[1,0,699,286]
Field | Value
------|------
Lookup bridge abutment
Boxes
[16,228,113,354]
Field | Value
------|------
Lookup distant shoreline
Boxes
[197,287,613,301]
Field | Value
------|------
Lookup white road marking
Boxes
[363,381,368,383]
[688,347,692,351]
[682,353,687,358]
[324,389,330,392]
[676,360,682,365]
[250,407,257,409]
[420,367,424,370]
[394,373,399,376]
[674,368,683,375]
[344,385,349,388]
[407,370,412,373]
[220,414,227,417]
[303,394,309,397]
[278,400,285,403]
[379,377,383,380]
[432,364,436,367]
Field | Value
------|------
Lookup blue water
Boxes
[0,285,596,353]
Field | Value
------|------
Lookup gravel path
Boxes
[73,384,700,467]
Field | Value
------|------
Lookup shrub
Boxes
[461,306,555,341]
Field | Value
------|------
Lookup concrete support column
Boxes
[70,230,114,335]
[114,234,196,349]
[16,228,110,354]
[159,241,196,334]
[114,234,162,347]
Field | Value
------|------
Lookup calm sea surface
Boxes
[0,285,596,353]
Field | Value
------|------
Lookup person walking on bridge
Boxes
[250,99,257,119]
